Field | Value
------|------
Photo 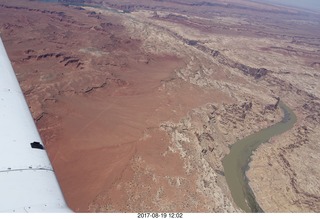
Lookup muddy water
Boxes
[222,101,297,212]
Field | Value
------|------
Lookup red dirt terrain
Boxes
[0,0,228,212]
[1,0,320,213]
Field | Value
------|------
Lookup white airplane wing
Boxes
[0,37,72,212]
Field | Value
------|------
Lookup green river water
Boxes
[38,0,298,212]
[222,101,297,212]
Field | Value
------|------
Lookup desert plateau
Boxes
[0,0,319,213]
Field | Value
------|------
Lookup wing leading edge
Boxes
[0,37,72,212]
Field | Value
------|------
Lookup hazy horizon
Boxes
[251,0,320,11]
[38,0,320,11]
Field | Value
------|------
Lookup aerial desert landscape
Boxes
[0,0,319,213]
